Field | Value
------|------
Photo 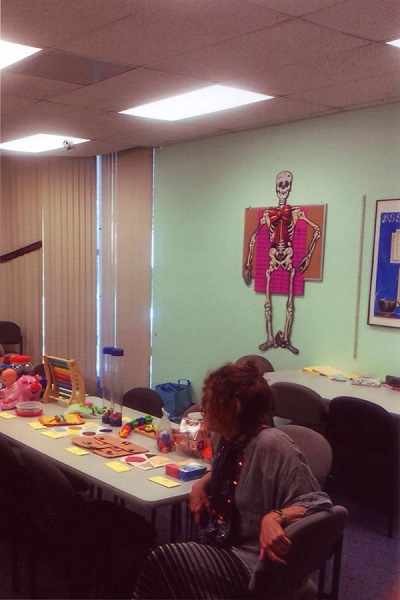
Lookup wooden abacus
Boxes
[43,354,86,407]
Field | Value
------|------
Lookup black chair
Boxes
[249,505,349,600]
[0,321,23,354]
[236,354,275,374]
[123,387,164,417]
[21,448,157,599]
[0,434,30,593]
[270,382,329,435]
[181,402,201,418]
[277,424,332,490]
[326,395,399,538]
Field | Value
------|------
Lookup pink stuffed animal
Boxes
[17,374,42,403]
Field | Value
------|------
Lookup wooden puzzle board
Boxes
[132,428,157,440]
[72,434,149,458]
[39,413,85,427]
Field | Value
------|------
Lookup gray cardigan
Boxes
[229,427,332,570]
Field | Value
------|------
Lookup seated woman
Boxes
[133,361,332,599]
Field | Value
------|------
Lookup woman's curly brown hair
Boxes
[201,360,275,435]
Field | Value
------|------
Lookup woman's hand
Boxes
[259,505,307,565]
[188,472,211,524]
[259,512,292,565]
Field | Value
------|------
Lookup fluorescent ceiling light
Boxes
[119,85,273,121]
[0,134,90,153]
[0,40,42,69]
[386,38,400,48]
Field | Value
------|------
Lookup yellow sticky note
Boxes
[40,430,66,439]
[28,421,47,429]
[0,411,17,419]
[148,475,180,488]
[105,461,132,473]
[65,446,90,456]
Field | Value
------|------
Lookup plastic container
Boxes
[101,346,113,422]
[109,348,124,427]
[10,355,34,377]
[156,408,175,453]
[15,401,43,417]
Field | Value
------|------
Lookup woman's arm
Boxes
[259,504,307,565]
[188,471,212,524]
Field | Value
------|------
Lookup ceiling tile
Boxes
[80,112,226,148]
[49,69,210,112]
[57,0,288,66]
[1,0,399,153]
[186,96,339,130]
[0,0,144,47]
[303,0,400,42]
[0,101,108,141]
[1,72,81,101]
[148,20,368,81]
[224,43,400,96]
[247,0,347,17]
[287,71,400,107]
[8,50,134,86]
[1,96,39,116]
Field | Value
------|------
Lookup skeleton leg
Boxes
[280,265,299,354]
[259,266,277,352]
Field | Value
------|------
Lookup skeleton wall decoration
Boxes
[243,171,326,355]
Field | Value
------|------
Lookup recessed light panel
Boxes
[0,40,42,69]
[119,85,273,121]
[0,134,90,153]
[386,38,400,48]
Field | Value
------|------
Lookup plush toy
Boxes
[65,401,103,418]
[17,374,42,403]
[0,368,19,409]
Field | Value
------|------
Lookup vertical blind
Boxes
[1,148,153,395]
[1,155,97,392]
[99,147,153,392]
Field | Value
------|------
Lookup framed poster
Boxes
[368,199,400,328]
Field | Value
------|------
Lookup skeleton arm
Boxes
[243,214,268,285]
[296,210,321,274]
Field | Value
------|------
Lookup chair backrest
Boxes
[276,424,332,490]
[181,402,201,418]
[122,387,164,417]
[249,505,348,600]
[236,354,275,374]
[327,396,398,538]
[270,382,329,433]
[21,448,82,544]
[327,395,398,460]
[0,321,23,354]
[0,435,27,514]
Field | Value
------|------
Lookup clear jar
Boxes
[109,348,124,427]
[10,355,34,378]
[101,346,113,422]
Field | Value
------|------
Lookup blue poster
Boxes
[369,200,400,327]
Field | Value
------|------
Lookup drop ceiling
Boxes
[1,0,400,157]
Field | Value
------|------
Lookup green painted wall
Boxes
[152,104,400,401]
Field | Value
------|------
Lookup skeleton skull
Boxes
[276,171,293,202]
